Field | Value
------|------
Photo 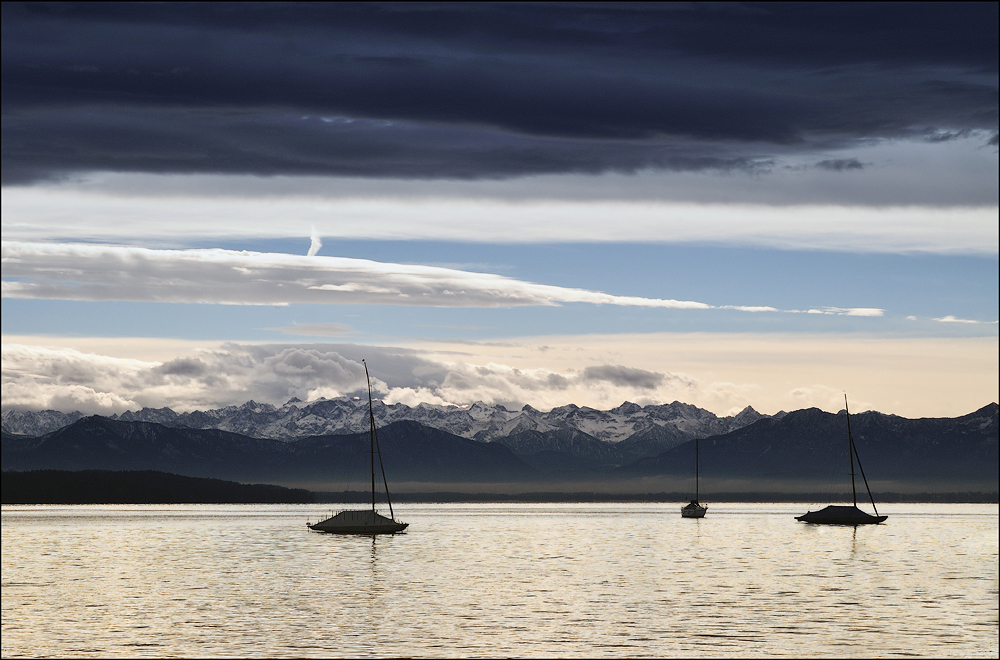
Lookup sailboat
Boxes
[796,395,887,525]
[681,437,707,518]
[308,360,409,534]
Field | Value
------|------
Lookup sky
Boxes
[2,2,997,420]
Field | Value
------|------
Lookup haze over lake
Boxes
[2,502,997,658]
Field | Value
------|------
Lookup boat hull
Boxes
[681,501,707,518]
[308,509,408,534]
[309,523,409,534]
[795,505,886,525]
[681,507,706,518]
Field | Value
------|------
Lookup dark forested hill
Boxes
[2,469,314,504]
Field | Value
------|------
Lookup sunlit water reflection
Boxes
[3,503,997,658]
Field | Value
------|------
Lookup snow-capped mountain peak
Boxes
[3,396,771,450]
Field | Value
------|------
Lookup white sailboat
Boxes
[308,360,408,534]
[796,394,887,525]
[681,437,707,518]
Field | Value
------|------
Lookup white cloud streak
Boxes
[2,241,873,315]
[3,186,997,255]
[1,241,711,308]
[802,307,885,317]
[273,323,356,337]
[934,315,997,324]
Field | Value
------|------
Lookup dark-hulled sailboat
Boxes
[308,360,408,534]
[681,437,707,518]
[796,395,887,525]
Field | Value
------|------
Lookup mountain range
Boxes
[2,399,996,493]
[2,416,534,485]
[1,397,767,460]
[619,404,998,490]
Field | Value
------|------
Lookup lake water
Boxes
[2,502,997,658]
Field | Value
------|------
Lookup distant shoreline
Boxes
[315,490,999,504]
[3,470,995,504]
[1,469,313,505]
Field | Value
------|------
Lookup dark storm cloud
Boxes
[1,107,775,183]
[816,158,864,171]
[924,129,974,143]
[2,2,997,184]
[154,357,209,377]
[581,365,664,390]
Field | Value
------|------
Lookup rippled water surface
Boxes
[2,502,997,658]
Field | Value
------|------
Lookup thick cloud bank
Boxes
[3,3,996,184]
[0,342,693,415]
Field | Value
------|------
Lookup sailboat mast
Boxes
[695,438,699,501]
[363,360,397,521]
[845,394,857,507]
[365,360,376,514]
[372,420,395,520]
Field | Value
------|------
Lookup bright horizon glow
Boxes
[3,333,996,420]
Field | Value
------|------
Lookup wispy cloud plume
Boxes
[307,226,322,257]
